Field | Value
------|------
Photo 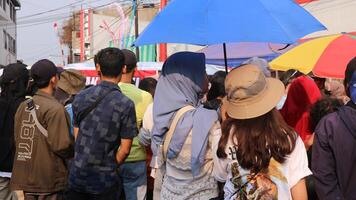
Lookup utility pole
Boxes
[53,22,66,66]
[68,10,75,64]
[159,0,167,61]
[134,0,140,60]
[79,6,85,62]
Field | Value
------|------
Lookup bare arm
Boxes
[291,178,308,200]
[116,139,133,165]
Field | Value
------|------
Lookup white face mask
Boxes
[276,95,287,110]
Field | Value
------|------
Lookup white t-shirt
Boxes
[212,132,311,200]
[143,103,153,132]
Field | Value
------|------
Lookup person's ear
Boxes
[122,65,128,74]
[95,64,101,76]
[50,76,58,86]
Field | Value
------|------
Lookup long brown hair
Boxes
[217,108,297,173]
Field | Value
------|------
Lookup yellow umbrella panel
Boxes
[270,35,340,74]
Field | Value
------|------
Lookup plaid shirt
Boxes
[69,81,137,194]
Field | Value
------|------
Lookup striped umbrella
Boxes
[270,33,356,79]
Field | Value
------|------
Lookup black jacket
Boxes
[0,96,25,172]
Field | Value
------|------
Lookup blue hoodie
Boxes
[312,101,356,200]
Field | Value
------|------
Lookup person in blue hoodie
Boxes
[312,57,356,200]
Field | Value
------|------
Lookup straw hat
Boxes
[224,64,285,119]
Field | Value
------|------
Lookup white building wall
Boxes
[0,0,19,66]
[91,13,122,57]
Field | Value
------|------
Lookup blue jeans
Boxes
[119,161,147,200]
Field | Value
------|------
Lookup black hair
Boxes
[35,80,51,89]
[125,63,136,73]
[344,57,356,97]
[309,97,343,132]
[95,47,125,78]
[139,77,157,98]
[0,66,29,99]
[207,71,226,101]
[279,69,303,86]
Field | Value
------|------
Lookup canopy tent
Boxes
[65,61,226,85]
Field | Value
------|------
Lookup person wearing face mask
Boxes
[10,59,74,200]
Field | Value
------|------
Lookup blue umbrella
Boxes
[134,0,325,71]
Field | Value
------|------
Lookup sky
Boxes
[16,0,356,66]
[17,0,114,66]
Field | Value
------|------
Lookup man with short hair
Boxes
[312,57,356,200]
[67,48,137,200]
[118,49,153,200]
[10,59,74,199]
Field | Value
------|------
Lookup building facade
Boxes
[0,0,20,66]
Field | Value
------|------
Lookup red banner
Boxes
[79,70,159,85]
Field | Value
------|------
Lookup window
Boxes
[3,0,6,11]
[13,39,16,54]
[3,30,7,50]
[10,3,13,20]
[13,7,16,22]
[8,35,12,53]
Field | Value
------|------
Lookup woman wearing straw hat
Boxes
[213,64,310,199]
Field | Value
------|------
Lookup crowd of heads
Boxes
[0,46,355,199]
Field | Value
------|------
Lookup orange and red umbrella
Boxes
[270,33,356,79]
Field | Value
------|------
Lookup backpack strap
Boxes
[76,88,117,126]
[163,105,195,161]
[26,98,48,138]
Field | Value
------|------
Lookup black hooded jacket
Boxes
[0,97,25,172]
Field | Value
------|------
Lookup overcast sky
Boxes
[17,0,114,66]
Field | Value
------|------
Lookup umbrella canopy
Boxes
[295,0,317,4]
[270,33,356,79]
[199,42,295,66]
[134,0,325,46]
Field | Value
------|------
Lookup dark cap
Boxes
[30,59,58,84]
[0,63,29,85]
[121,49,137,67]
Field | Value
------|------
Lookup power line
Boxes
[90,6,133,38]
[1,1,132,28]
[18,0,86,19]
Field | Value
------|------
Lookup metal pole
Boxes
[223,43,228,73]
[159,0,167,61]
[54,22,66,66]
[134,0,140,60]
[79,8,85,61]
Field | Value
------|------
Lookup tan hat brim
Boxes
[224,78,285,119]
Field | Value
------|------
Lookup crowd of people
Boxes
[0,47,355,200]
